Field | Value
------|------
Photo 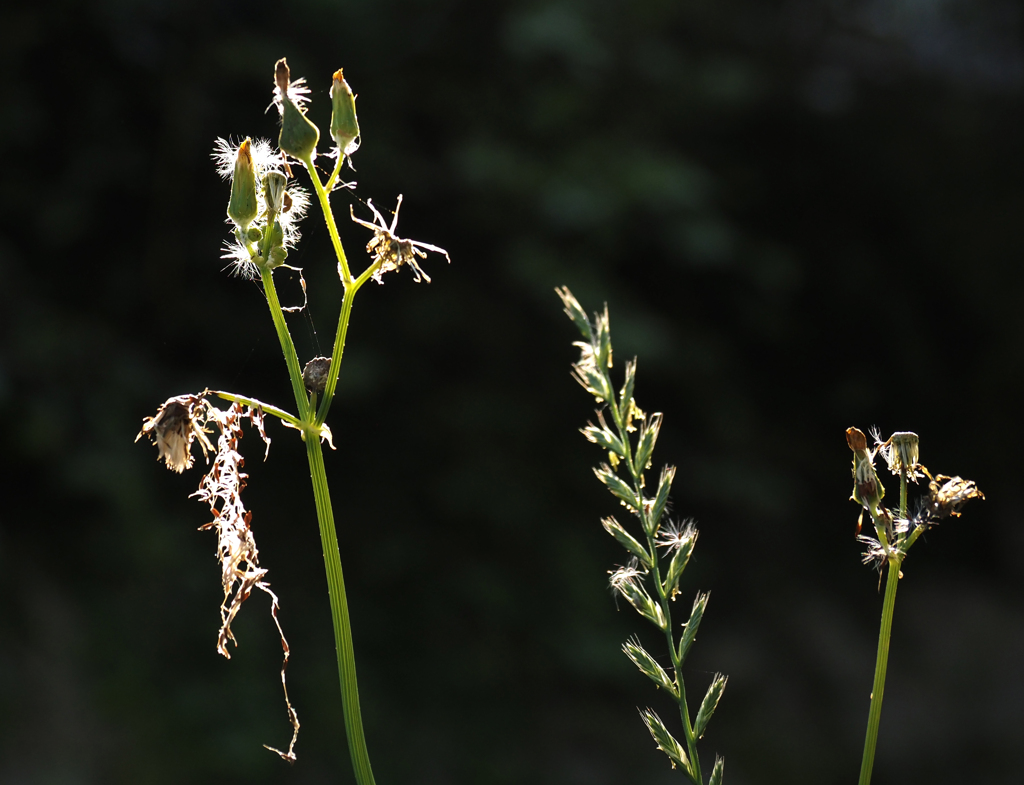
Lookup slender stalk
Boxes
[259,263,309,420]
[858,555,901,785]
[316,284,357,425]
[211,390,301,427]
[325,154,345,193]
[301,154,352,285]
[649,535,700,783]
[258,222,377,783]
[307,436,377,785]
[317,259,382,425]
[858,464,907,785]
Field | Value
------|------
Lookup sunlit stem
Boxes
[324,154,345,193]
[859,465,908,785]
[211,390,301,427]
[316,260,382,426]
[257,212,376,784]
[300,152,352,285]
[307,436,377,785]
[858,553,901,785]
[258,263,309,420]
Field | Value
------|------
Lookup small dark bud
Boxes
[302,356,332,393]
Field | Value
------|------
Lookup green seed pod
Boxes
[227,138,259,231]
[275,58,319,161]
[245,226,263,243]
[330,69,360,158]
[267,246,288,268]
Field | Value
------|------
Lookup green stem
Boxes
[316,283,356,426]
[301,154,352,285]
[257,234,376,783]
[654,546,700,784]
[211,390,300,427]
[325,154,345,193]
[307,435,377,785]
[316,260,382,425]
[858,555,901,785]
[259,264,309,420]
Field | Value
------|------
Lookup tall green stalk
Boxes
[140,59,449,780]
[307,434,376,785]
[846,429,983,784]
[560,288,725,785]
[858,553,900,785]
[856,457,907,785]
[258,154,378,785]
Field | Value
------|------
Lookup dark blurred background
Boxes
[2,0,1023,783]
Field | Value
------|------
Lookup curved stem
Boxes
[858,556,901,785]
[306,436,377,785]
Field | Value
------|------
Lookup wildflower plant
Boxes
[845,427,983,785]
[137,59,448,781]
[558,287,725,785]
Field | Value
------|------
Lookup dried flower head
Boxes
[847,426,984,566]
[350,195,450,284]
[136,393,214,473]
[878,431,924,482]
[192,401,298,761]
[138,394,298,760]
[924,474,985,520]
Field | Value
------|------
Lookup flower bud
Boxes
[263,171,288,215]
[846,427,885,511]
[330,69,360,159]
[267,246,288,268]
[275,58,319,161]
[227,139,259,231]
